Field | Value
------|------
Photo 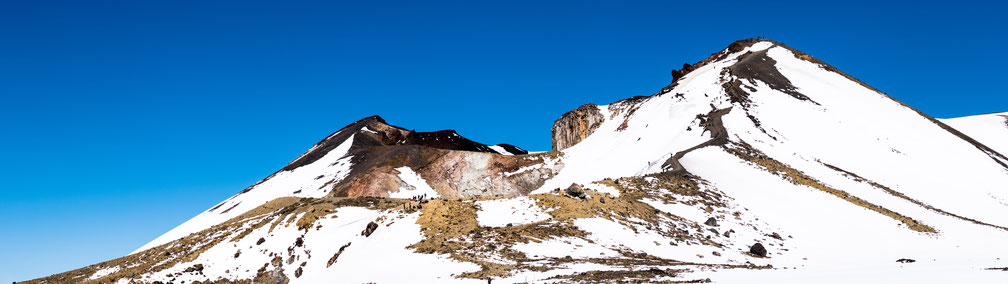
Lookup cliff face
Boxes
[551,103,605,151]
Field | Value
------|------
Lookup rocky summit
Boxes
[24,39,1008,283]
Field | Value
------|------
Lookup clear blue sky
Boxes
[1,0,1005,282]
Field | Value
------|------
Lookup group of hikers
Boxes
[402,194,429,211]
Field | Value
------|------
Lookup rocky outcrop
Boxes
[416,150,560,197]
[552,104,605,151]
[329,143,558,198]
[327,242,351,267]
[267,115,525,176]
[728,49,817,105]
[254,258,290,284]
[654,38,768,96]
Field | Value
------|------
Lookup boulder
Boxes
[565,184,586,199]
[749,243,767,257]
[361,221,379,237]
[704,217,718,226]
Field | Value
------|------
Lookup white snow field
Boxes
[475,196,550,227]
[42,39,1008,283]
[139,207,480,284]
[942,112,1008,156]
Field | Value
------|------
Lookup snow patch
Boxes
[488,145,513,155]
[88,266,120,280]
[581,182,620,197]
[476,197,550,227]
[390,166,440,199]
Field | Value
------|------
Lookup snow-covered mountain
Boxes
[25,39,1008,284]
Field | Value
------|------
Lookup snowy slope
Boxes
[536,40,1008,227]
[942,112,1008,156]
[530,39,1008,281]
[136,131,358,253]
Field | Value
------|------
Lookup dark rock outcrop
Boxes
[328,242,352,267]
[655,38,767,95]
[728,49,817,105]
[670,63,696,82]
